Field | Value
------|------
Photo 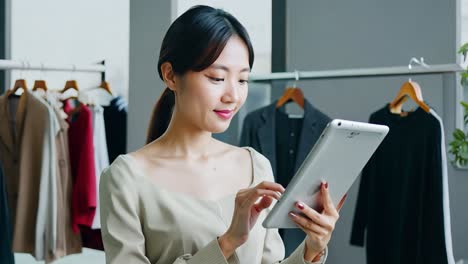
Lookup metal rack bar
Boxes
[0,59,105,73]
[250,64,464,81]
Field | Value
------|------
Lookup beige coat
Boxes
[0,90,50,255]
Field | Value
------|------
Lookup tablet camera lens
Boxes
[338,122,342,126]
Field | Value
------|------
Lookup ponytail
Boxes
[146,87,175,143]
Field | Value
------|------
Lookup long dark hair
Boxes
[146,5,254,143]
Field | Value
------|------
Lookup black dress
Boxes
[351,105,450,264]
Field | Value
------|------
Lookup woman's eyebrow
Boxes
[210,64,250,73]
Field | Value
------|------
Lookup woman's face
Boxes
[175,35,250,133]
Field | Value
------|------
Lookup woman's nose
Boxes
[221,81,240,103]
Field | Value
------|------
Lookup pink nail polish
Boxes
[296,202,304,210]
[322,182,328,189]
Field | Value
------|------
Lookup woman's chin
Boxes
[208,122,231,134]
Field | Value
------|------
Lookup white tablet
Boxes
[262,119,389,229]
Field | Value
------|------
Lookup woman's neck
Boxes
[154,113,217,159]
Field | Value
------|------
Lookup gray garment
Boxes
[239,99,331,256]
[429,109,455,264]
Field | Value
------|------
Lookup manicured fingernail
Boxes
[289,212,297,218]
[322,182,328,189]
[296,202,304,210]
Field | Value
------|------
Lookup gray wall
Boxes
[128,0,171,151]
[284,0,467,263]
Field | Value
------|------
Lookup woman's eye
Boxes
[209,76,224,82]
[239,79,249,85]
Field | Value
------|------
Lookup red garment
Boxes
[63,100,96,234]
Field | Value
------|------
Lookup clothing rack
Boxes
[249,63,464,81]
[250,63,467,169]
[0,59,106,73]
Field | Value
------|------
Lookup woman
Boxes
[100,5,343,264]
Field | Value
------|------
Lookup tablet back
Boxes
[263,119,389,229]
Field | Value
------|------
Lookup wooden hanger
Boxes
[98,80,112,95]
[32,80,48,91]
[62,80,82,116]
[7,79,28,97]
[61,80,79,92]
[276,87,305,109]
[97,60,112,95]
[389,80,430,113]
[60,80,79,100]
[33,63,48,91]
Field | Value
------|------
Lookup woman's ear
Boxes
[160,62,177,92]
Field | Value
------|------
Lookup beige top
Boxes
[99,147,327,264]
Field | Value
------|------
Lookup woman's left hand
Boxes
[288,182,347,262]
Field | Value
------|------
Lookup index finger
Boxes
[255,181,286,194]
[321,182,339,217]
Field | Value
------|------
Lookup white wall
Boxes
[7,0,129,99]
[175,0,271,74]
[6,0,129,262]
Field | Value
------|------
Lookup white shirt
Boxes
[91,105,110,229]
[34,92,60,260]
[429,109,455,264]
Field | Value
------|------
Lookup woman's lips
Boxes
[214,109,233,120]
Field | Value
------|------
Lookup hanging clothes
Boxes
[90,105,109,229]
[78,88,113,107]
[350,104,454,264]
[70,104,110,252]
[34,90,83,262]
[103,96,127,163]
[64,99,105,250]
[34,95,59,261]
[0,90,51,256]
[275,110,303,189]
[0,158,15,264]
[48,106,83,260]
[239,99,331,256]
[80,105,109,250]
[63,100,97,233]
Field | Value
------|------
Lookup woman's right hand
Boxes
[218,181,285,258]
